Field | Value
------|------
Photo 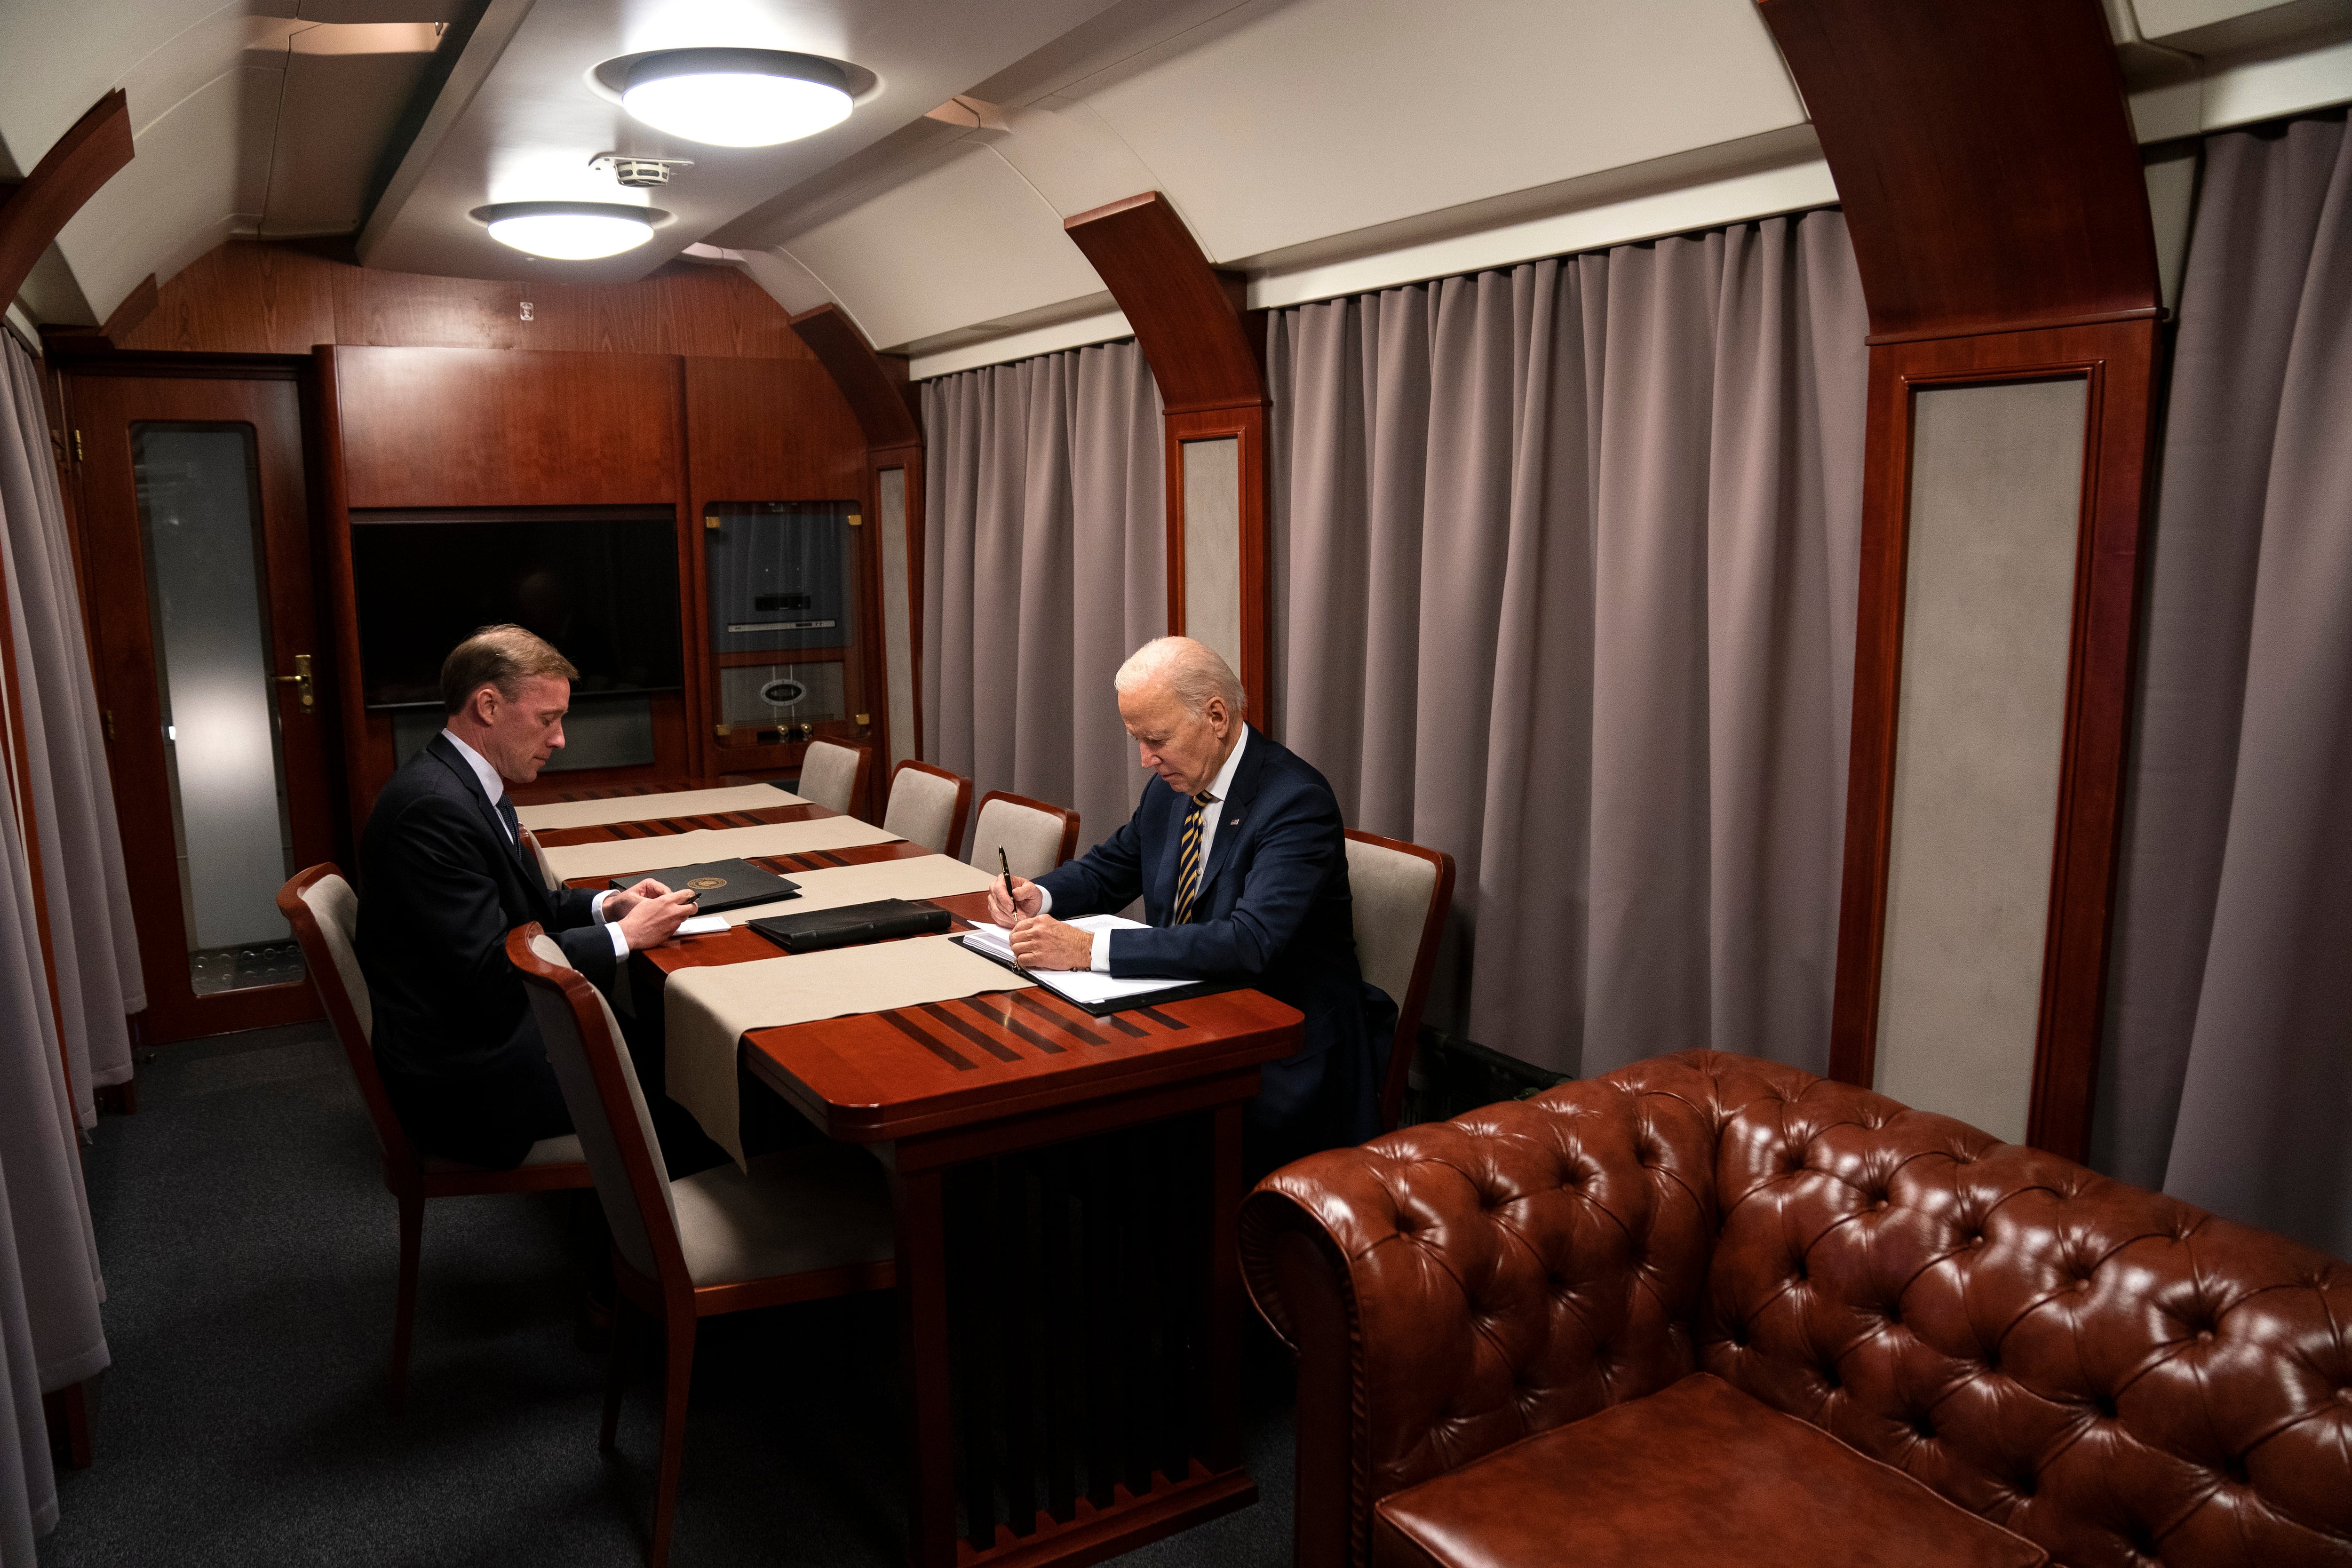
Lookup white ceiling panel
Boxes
[54,64,279,317]
[360,0,1131,283]
[778,140,1106,349]
[1075,0,1807,265]
[0,0,294,170]
[262,23,440,234]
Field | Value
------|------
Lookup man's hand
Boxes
[616,888,700,950]
[1010,915,1093,971]
[986,875,1045,928]
[602,877,673,923]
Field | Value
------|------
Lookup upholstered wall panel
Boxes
[1180,436,1242,680]
[1874,377,2088,1141]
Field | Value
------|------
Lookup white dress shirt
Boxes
[1039,726,1248,973]
[442,729,628,957]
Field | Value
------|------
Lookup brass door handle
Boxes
[272,653,315,711]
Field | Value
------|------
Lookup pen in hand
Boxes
[999,847,1017,923]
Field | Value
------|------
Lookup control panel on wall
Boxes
[704,502,868,760]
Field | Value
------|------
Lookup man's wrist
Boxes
[1089,929,1111,973]
[591,889,614,922]
[608,923,630,957]
[1035,885,1054,916]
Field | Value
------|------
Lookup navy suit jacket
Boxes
[1036,725,1389,1162]
[356,734,617,1087]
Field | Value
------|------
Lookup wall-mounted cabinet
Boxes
[317,344,880,823]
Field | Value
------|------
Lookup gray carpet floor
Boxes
[42,1023,1298,1567]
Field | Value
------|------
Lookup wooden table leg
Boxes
[893,1164,957,1568]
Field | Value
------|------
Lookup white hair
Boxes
[1114,636,1247,719]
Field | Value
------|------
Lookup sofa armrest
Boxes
[1239,1082,1720,1567]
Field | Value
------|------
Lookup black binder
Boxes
[745,899,951,954]
[609,857,798,915]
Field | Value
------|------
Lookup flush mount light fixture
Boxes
[470,200,672,260]
[617,48,853,147]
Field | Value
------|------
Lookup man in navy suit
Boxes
[357,625,698,1169]
[989,637,1393,1170]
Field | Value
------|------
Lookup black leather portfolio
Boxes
[746,899,952,954]
[608,858,798,915]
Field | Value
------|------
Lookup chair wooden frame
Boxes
[970,789,1083,869]
[883,759,973,857]
[797,738,872,820]
[276,865,590,1414]
[1343,830,1457,1132]
[508,925,897,1568]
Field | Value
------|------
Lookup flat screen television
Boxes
[350,509,683,709]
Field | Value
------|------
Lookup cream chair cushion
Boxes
[969,798,1068,880]
[671,1142,894,1288]
[1344,837,1440,1013]
[882,767,961,854]
[523,934,676,1277]
[298,874,372,1042]
[798,740,862,815]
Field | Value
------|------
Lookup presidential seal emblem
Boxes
[687,876,728,890]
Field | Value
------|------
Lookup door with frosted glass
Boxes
[69,373,335,1041]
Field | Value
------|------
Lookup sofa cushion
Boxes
[1370,1371,2047,1568]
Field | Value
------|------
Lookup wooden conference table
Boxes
[539,790,1302,1568]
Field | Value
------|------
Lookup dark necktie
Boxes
[1172,791,1214,924]
[494,795,526,867]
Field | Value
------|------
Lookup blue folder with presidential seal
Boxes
[607,857,798,915]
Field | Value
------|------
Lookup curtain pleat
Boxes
[1267,212,1867,1079]
[2098,113,2352,1258]
[921,341,1165,852]
[0,336,115,1560]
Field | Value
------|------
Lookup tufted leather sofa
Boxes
[1240,1050,2352,1568]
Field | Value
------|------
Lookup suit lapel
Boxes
[1194,726,1268,908]
[427,734,533,884]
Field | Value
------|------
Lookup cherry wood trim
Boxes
[787,303,920,448]
[0,91,133,310]
[1343,829,1456,1132]
[37,274,161,358]
[1828,320,2159,1160]
[1062,193,1264,416]
[1756,0,2159,342]
[887,759,973,858]
[1163,407,1270,715]
[974,789,1082,868]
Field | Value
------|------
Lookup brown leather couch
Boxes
[1240,1050,2352,1568]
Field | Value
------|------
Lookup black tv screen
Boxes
[350,511,683,709]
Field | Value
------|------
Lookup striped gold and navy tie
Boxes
[1171,790,1215,924]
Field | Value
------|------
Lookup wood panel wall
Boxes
[112,239,809,360]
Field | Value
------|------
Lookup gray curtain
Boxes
[0,335,114,1561]
[0,338,142,1126]
[2095,112,2352,1260]
[1267,211,1867,1080]
[921,340,1166,854]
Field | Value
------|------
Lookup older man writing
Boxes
[988,637,1393,1170]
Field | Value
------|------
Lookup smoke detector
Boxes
[590,154,693,188]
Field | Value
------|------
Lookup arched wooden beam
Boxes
[786,302,925,798]
[1764,0,2161,1161]
[1063,191,1264,413]
[1064,191,1270,707]
[787,302,919,448]
[1759,0,2158,342]
[0,91,134,312]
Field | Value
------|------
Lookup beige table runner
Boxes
[666,934,1033,1166]
[515,783,808,832]
[539,817,900,882]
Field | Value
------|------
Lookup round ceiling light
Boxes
[619,48,852,147]
[470,201,671,260]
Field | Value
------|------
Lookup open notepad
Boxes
[956,915,1200,1009]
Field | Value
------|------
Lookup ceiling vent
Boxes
[591,154,692,188]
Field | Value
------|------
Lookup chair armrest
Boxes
[1239,1084,1720,1568]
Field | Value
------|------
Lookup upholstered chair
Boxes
[508,926,895,1568]
[967,791,1080,880]
[1341,831,1455,1130]
[275,865,588,1414]
[882,760,973,855]
[796,739,870,817]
